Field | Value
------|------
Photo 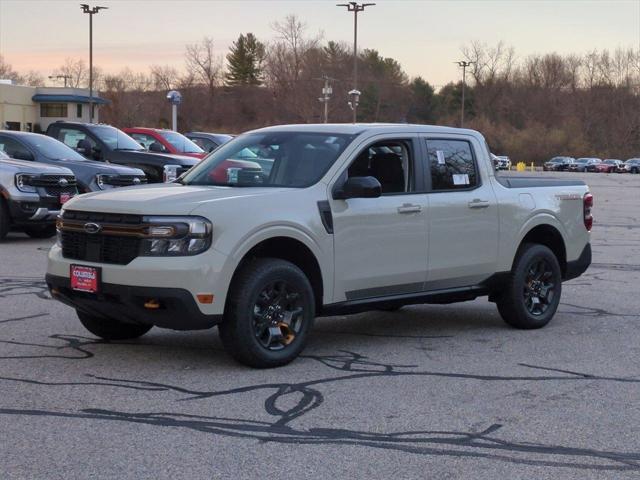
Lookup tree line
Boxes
[1,14,639,164]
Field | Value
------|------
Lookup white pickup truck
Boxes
[47,124,592,368]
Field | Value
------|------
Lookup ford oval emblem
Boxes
[84,222,102,234]
[58,178,69,187]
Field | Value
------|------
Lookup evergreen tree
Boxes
[225,33,266,86]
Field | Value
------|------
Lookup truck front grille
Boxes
[30,175,78,197]
[60,210,143,265]
[102,175,147,187]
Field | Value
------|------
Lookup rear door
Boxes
[421,135,499,289]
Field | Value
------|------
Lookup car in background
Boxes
[46,122,199,183]
[123,127,206,160]
[0,149,78,240]
[595,159,623,173]
[569,158,601,172]
[494,155,511,170]
[0,131,146,193]
[623,158,640,174]
[184,132,233,153]
[543,156,575,171]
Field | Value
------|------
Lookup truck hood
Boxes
[0,157,74,175]
[46,158,144,176]
[61,182,291,215]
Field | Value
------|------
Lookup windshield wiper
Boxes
[114,148,141,152]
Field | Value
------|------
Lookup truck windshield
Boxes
[90,126,145,151]
[159,131,204,154]
[181,131,355,187]
[25,134,88,161]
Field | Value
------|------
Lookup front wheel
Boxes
[496,243,562,329]
[219,258,315,368]
[77,310,152,340]
[0,200,9,241]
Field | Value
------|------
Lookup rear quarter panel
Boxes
[492,178,590,272]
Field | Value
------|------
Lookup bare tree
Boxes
[150,64,180,91]
[0,55,21,82]
[54,58,88,88]
[185,37,222,96]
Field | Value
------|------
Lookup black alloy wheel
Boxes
[252,280,304,351]
[496,243,562,329]
[219,258,315,368]
[522,258,556,316]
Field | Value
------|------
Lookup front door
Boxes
[330,137,429,302]
[421,135,499,289]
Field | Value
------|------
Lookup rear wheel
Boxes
[219,258,315,368]
[77,310,152,340]
[496,243,562,329]
[0,200,9,241]
[24,225,56,239]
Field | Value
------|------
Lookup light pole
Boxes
[455,60,473,127]
[81,4,107,123]
[337,2,375,123]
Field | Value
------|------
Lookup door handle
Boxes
[468,199,490,209]
[397,204,422,214]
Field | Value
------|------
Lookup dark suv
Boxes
[543,156,575,171]
[0,131,146,193]
[46,122,199,183]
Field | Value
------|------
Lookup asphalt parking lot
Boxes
[1,171,639,479]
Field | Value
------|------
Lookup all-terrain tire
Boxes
[24,225,57,239]
[0,199,10,241]
[77,310,152,340]
[496,243,562,330]
[219,258,315,368]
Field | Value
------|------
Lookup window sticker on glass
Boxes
[452,174,470,185]
[436,150,445,165]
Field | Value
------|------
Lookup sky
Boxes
[0,0,639,87]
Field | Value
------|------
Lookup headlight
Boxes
[15,174,37,193]
[140,216,212,256]
[96,174,115,190]
[163,165,180,183]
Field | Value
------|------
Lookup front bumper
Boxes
[7,196,62,225]
[47,244,231,319]
[46,273,222,330]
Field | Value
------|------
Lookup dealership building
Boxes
[0,81,107,133]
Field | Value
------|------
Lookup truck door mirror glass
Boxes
[76,139,92,157]
[149,142,165,153]
[334,176,382,200]
[12,151,34,161]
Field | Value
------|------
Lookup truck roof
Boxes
[247,123,481,137]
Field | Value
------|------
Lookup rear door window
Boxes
[425,139,478,191]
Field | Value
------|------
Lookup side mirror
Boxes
[12,150,34,161]
[149,142,165,153]
[334,176,381,200]
[76,139,92,157]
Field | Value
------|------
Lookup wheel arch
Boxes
[227,234,326,313]
[515,223,568,278]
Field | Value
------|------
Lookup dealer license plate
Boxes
[70,265,100,293]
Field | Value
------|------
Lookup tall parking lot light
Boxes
[455,60,473,127]
[80,4,107,123]
[337,2,375,123]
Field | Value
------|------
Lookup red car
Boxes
[123,127,207,159]
[595,159,623,173]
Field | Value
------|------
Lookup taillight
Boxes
[583,192,593,231]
